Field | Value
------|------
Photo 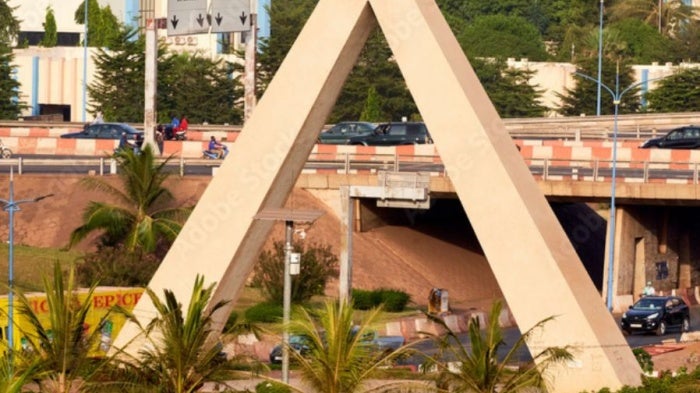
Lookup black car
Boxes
[317,121,377,144]
[640,126,700,149]
[61,123,144,140]
[269,334,312,364]
[621,296,690,336]
[347,122,432,146]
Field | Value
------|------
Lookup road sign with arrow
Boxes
[167,0,208,36]
[210,0,251,33]
[167,0,251,36]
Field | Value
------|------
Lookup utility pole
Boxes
[143,18,159,154]
[244,0,258,123]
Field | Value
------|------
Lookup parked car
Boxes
[640,126,700,149]
[268,327,405,364]
[318,121,377,144]
[61,123,144,140]
[620,295,690,336]
[269,334,312,364]
[347,122,432,146]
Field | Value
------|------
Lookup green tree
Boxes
[74,0,121,48]
[257,0,317,94]
[89,27,243,124]
[252,241,338,304]
[557,57,640,116]
[0,0,19,44]
[110,275,256,392]
[471,58,548,118]
[0,44,25,120]
[286,300,420,393]
[359,86,383,122]
[8,263,110,392]
[609,0,694,37]
[646,68,700,113]
[424,300,573,393]
[671,20,700,63]
[458,15,549,61]
[608,18,670,64]
[332,31,418,122]
[68,145,191,254]
[40,6,57,47]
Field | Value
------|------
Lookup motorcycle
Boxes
[203,145,229,160]
[158,124,187,141]
[0,139,12,159]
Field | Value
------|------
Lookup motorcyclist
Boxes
[206,136,225,159]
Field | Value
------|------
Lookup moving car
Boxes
[317,121,377,144]
[347,122,432,146]
[640,126,700,149]
[61,123,144,140]
[621,295,690,336]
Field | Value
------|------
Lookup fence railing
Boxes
[0,153,699,185]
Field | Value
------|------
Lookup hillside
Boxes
[0,174,502,309]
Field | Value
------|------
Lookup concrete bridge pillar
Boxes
[679,231,691,289]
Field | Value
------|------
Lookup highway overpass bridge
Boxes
[1,116,700,312]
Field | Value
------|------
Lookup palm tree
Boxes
[108,275,258,393]
[68,145,191,254]
[8,262,111,393]
[0,351,37,393]
[609,0,694,37]
[285,300,426,393]
[424,300,573,393]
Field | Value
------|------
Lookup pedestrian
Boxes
[92,111,104,124]
[642,281,655,297]
[155,125,164,155]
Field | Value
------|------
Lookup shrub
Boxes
[244,302,283,323]
[352,288,410,312]
[633,347,654,374]
[256,381,291,393]
[76,244,160,287]
[252,241,338,303]
[378,289,411,312]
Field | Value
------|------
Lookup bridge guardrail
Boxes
[2,111,700,141]
[1,153,699,185]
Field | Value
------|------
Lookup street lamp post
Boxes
[575,69,659,310]
[596,0,604,116]
[1,169,53,352]
[254,208,323,384]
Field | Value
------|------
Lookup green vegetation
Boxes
[646,67,700,113]
[352,288,411,312]
[70,146,190,260]
[40,6,57,47]
[244,302,283,324]
[73,0,121,48]
[0,244,81,294]
[252,241,338,304]
[11,263,110,393]
[285,300,422,393]
[424,300,573,393]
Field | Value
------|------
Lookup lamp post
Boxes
[254,208,323,383]
[82,0,88,123]
[575,68,661,310]
[596,0,604,116]
[1,169,53,353]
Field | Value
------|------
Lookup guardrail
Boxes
[2,111,700,141]
[1,153,699,185]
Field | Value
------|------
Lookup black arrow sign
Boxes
[239,11,248,26]
[170,15,179,30]
[196,13,205,27]
[206,13,212,26]
[215,12,223,26]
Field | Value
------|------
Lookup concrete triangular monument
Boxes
[114,0,641,391]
